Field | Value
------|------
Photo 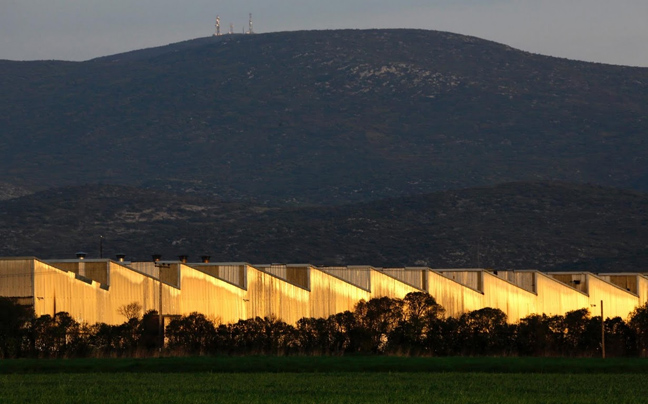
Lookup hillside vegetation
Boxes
[1,182,646,271]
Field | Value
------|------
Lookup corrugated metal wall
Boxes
[47,260,110,287]
[492,270,537,293]
[256,264,287,280]
[585,274,641,319]
[319,266,371,291]
[128,262,159,278]
[379,268,426,290]
[309,267,371,318]
[106,261,171,323]
[533,272,590,317]
[551,273,588,294]
[32,260,109,324]
[600,274,638,294]
[245,265,310,324]
[0,258,34,298]
[178,263,247,325]
[370,270,421,298]
[2,258,648,326]
[189,263,246,288]
[481,271,536,322]
[255,264,310,290]
[427,270,484,316]
[438,270,483,291]
[639,276,648,304]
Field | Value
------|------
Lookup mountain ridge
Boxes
[1,29,647,204]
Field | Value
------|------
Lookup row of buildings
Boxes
[0,256,646,325]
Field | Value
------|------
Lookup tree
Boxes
[354,297,404,353]
[326,311,358,354]
[388,292,445,355]
[0,297,34,358]
[166,312,216,355]
[27,312,81,358]
[604,317,636,357]
[86,323,122,356]
[403,292,445,322]
[562,308,591,355]
[629,302,648,357]
[137,310,160,352]
[516,314,552,356]
[117,302,143,322]
[456,308,512,355]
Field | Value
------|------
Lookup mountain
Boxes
[1,29,648,204]
[1,182,646,271]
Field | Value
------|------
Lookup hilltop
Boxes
[1,29,647,204]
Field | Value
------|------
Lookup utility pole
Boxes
[158,279,164,351]
[153,256,165,350]
[601,300,605,359]
[159,274,163,349]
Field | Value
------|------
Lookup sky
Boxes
[1,0,648,67]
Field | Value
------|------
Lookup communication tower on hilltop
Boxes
[229,22,234,35]
[214,15,221,36]
[248,13,254,34]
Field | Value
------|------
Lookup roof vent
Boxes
[201,255,211,263]
[115,253,126,262]
[76,252,87,260]
[178,255,188,264]
[152,254,162,262]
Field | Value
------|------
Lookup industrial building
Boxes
[0,256,646,325]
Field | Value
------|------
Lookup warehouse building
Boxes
[0,256,646,325]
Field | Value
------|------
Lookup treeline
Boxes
[2,293,648,358]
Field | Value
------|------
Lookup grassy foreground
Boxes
[2,356,648,374]
[0,372,646,404]
[1,357,647,404]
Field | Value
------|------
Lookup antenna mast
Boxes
[248,13,254,34]
[229,23,234,35]
[214,15,221,36]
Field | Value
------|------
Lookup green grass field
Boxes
[1,357,647,403]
